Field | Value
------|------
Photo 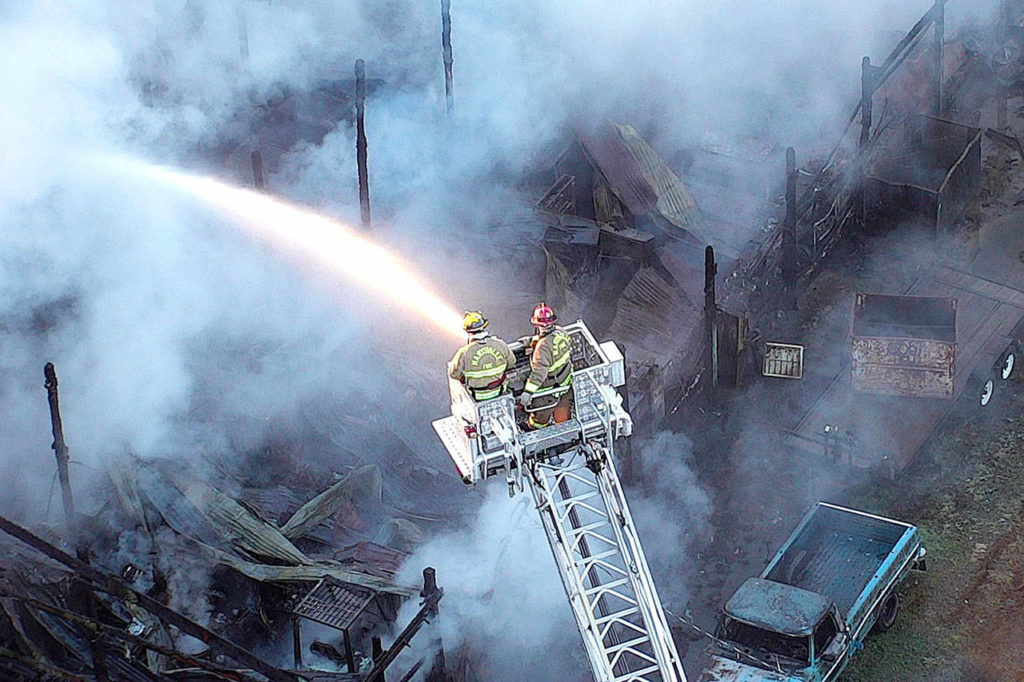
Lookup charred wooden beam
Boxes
[372,636,386,682]
[251,150,265,191]
[441,0,454,113]
[704,246,718,389]
[860,56,874,149]
[364,568,445,682]
[356,59,371,228]
[421,567,446,682]
[933,0,945,117]
[43,363,75,530]
[782,147,799,292]
[0,514,300,682]
[12,596,247,682]
[293,616,303,669]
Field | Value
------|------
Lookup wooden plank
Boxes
[930,265,1024,307]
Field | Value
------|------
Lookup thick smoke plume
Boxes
[0,0,1003,677]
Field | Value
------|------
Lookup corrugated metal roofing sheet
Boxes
[578,124,711,245]
[615,124,712,244]
[605,265,701,371]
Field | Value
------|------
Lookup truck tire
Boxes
[874,592,899,632]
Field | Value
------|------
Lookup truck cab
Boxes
[702,579,851,681]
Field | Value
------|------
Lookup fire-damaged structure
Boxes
[865,115,983,236]
[538,123,750,431]
[0,364,455,680]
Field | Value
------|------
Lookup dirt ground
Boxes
[842,374,1024,682]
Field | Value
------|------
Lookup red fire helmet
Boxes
[531,302,557,329]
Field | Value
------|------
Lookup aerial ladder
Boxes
[432,321,687,682]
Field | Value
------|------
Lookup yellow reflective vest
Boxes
[449,334,516,401]
[524,328,572,395]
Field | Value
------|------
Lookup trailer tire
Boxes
[975,375,996,408]
[874,592,899,632]
[999,346,1017,381]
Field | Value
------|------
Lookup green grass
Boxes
[842,381,1024,681]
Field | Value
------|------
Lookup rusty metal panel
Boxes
[851,293,956,398]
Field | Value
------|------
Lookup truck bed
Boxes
[762,503,916,620]
[784,263,1024,472]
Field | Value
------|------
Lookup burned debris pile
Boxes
[0,368,462,681]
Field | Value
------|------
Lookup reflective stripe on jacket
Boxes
[524,328,572,394]
[449,335,516,401]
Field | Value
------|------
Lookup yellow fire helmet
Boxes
[462,310,489,334]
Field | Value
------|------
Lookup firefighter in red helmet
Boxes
[519,302,573,428]
[449,311,516,402]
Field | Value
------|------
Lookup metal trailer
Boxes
[785,263,1024,474]
[850,293,957,399]
[433,321,687,682]
[700,503,926,682]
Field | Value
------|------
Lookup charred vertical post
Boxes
[43,363,75,530]
[704,246,718,389]
[292,617,302,669]
[343,629,356,675]
[422,568,447,682]
[441,0,454,113]
[933,1,945,117]
[355,59,371,228]
[782,147,799,294]
[860,56,874,149]
[372,637,386,682]
[251,150,265,191]
[236,4,250,59]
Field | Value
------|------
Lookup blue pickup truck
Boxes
[699,502,926,682]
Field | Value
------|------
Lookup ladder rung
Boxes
[584,577,629,595]
[566,520,611,536]
[579,548,620,564]
[558,489,601,505]
[605,635,651,656]
[595,606,640,626]
[613,664,661,681]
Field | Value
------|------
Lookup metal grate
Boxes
[763,342,804,379]
[293,578,376,631]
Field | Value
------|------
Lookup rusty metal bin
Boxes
[851,293,957,398]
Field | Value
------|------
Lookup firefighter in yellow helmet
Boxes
[449,311,516,401]
[519,302,573,428]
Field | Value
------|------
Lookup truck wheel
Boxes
[1000,347,1016,381]
[874,592,899,632]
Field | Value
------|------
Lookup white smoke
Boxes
[0,0,1003,676]
[397,485,584,681]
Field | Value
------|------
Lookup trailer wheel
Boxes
[874,592,900,632]
[1000,347,1016,381]
[979,378,995,407]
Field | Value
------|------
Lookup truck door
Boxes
[814,608,848,681]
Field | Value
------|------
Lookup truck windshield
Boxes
[721,618,809,663]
